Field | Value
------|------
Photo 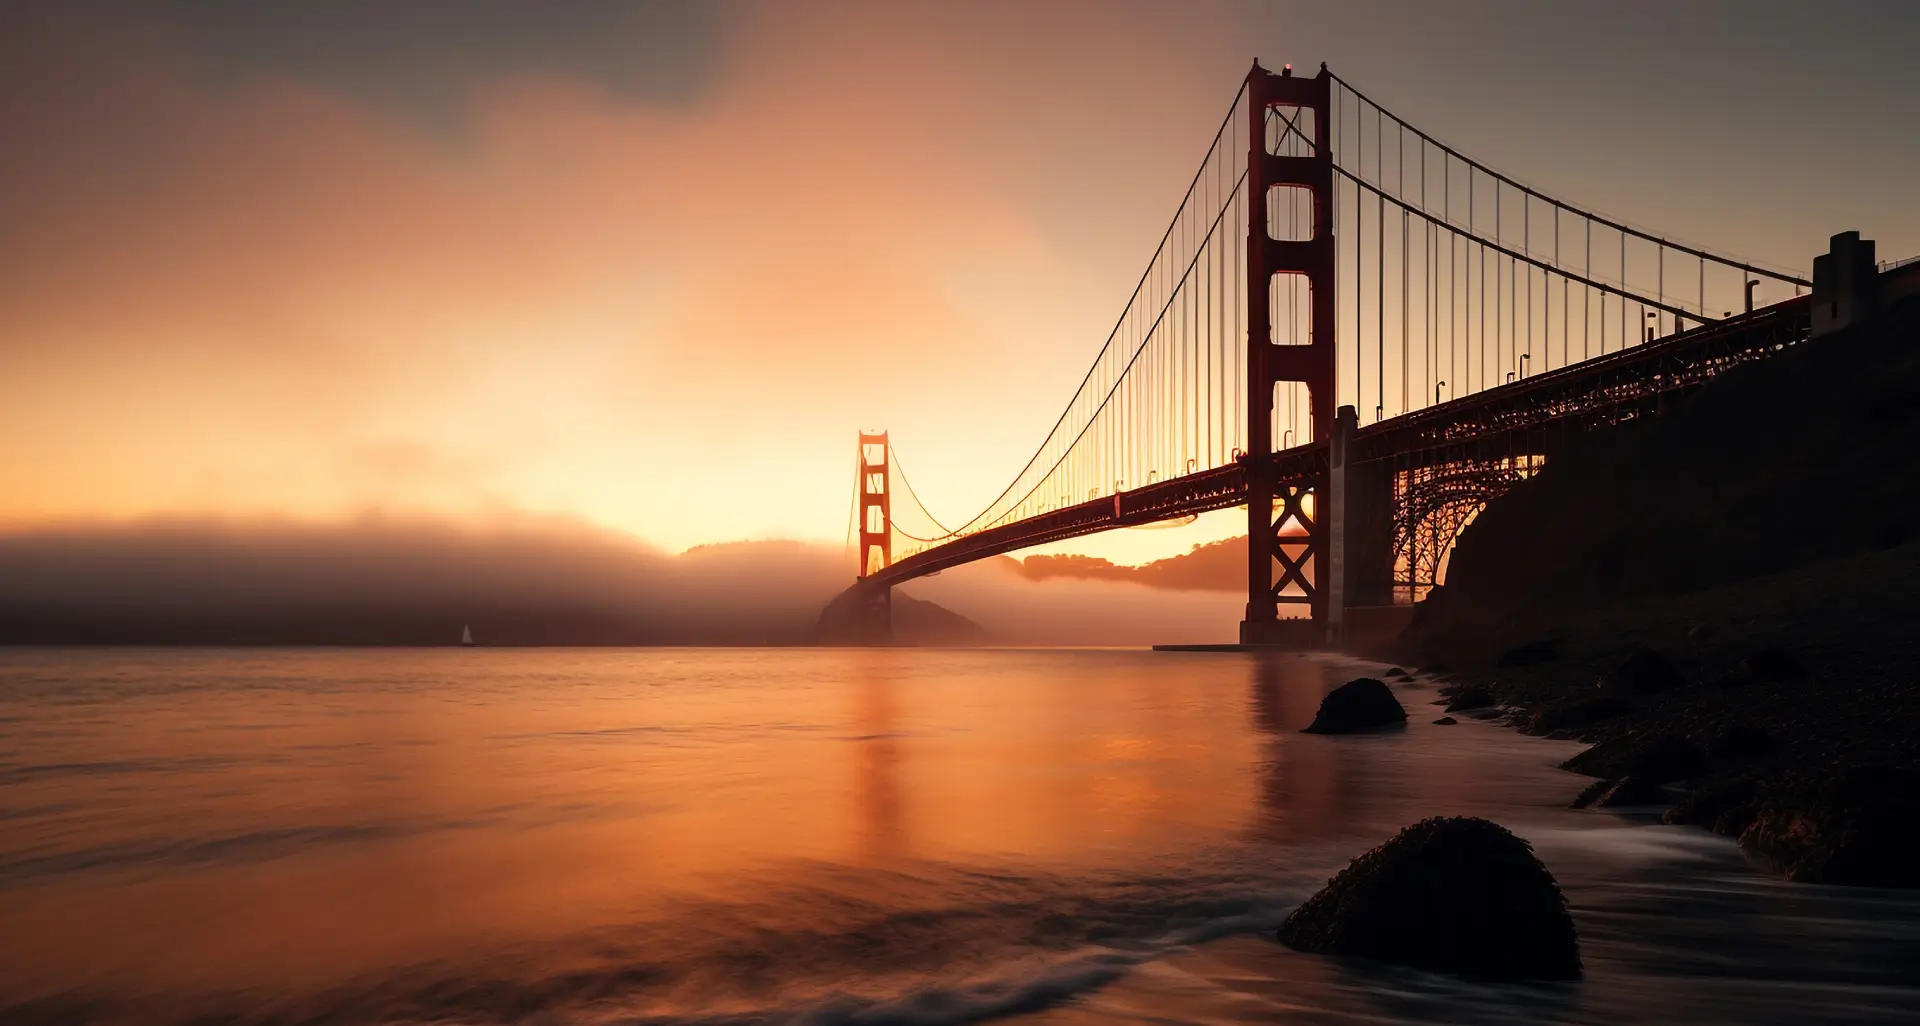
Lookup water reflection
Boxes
[849,660,905,860]
[0,648,1913,1026]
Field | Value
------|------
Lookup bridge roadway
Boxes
[864,292,1815,591]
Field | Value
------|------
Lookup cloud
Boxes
[10,1,730,128]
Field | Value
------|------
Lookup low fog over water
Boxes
[0,518,1244,646]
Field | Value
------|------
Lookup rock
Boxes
[1740,765,1920,887]
[1707,724,1775,762]
[1563,732,1706,784]
[1303,678,1407,734]
[1665,774,1759,836]
[1601,649,1688,697]
[1276,817,1581,980]
[1585,775,1673,808]
[1433,716,1458,725]
[1529,695,1633,734]
[1385,666,1410,677]
[1570,778,1613,809]
[1444,685,1497,713]
[1497,638,1561,667]
[1741,648,1807,683]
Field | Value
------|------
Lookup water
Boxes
[0,648,1914,1025]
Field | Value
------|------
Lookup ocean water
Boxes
[0,647,1914,1025]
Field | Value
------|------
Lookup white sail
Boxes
[461,624,474,646]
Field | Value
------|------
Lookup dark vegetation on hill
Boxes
[1006,534,1245,591]
[1397,300,1920,886]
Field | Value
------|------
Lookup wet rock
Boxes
[1303,678,1407,734]
[1570,778,1613,809]
[1276,816,1581,980]
[1741,648,1807,683]
[1601,649,1688,697]
[1741,765,1920,887]
[1529,695,1633,735]
[1563,732,1706,784]
[1585,776,1673,808]
[1497,638,1561,667]
[1665,774,1759,836]
[1444,685,1497,713]
[1385,666,1410,677]
[1433,716,1458,725]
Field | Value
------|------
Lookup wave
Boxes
[0,860,1314,1026]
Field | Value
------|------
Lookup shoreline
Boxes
[1380,540,1920,888]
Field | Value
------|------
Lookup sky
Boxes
[2,0,1915,562]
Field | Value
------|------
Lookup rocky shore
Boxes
[1390,302,1920,888]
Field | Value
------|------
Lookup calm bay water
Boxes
[0,647,1914,1025]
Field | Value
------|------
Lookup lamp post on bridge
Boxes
[1436,380,1447,406]
[1520,353,1531,379]
[1746,279,1760,314]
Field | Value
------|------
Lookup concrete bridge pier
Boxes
[1326,405,1400,646]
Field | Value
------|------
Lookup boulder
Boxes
[1740,765,1920,886]
[1601,649,1688,697]
[1276,817,1581,980]
[1432,716,1458,725]
[1664,774,1760,836]
[1570,778,1613,809]
[1529,695,1633,735]
[1444,684,1497,713]
[1303,678,1407,734]
[1385,666,1410,677]
[1564,732,1706,784]
[1497,638,1561,667]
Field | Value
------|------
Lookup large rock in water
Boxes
[1277,817,1581,980]
[1303,678,1407,734]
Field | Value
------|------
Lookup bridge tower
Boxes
[855,431,893,640]
[1241,61,1336,645]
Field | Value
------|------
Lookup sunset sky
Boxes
[3,1,1915,562]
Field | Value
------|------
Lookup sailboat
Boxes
[460,624,475,647]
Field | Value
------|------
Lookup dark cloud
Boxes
[10,1,731,126]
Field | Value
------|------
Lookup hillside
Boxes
[1398,298,1920,886]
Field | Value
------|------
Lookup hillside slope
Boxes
[1399,299,1920,886]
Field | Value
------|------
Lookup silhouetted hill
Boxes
[1399,297,1920,886]
[1417,302,1920,640]
[809,588,989,646]
[1004,534,1245,591]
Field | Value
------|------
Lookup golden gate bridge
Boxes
[844,61,1905,646]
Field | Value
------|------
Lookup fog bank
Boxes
[0,518,1244,646]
